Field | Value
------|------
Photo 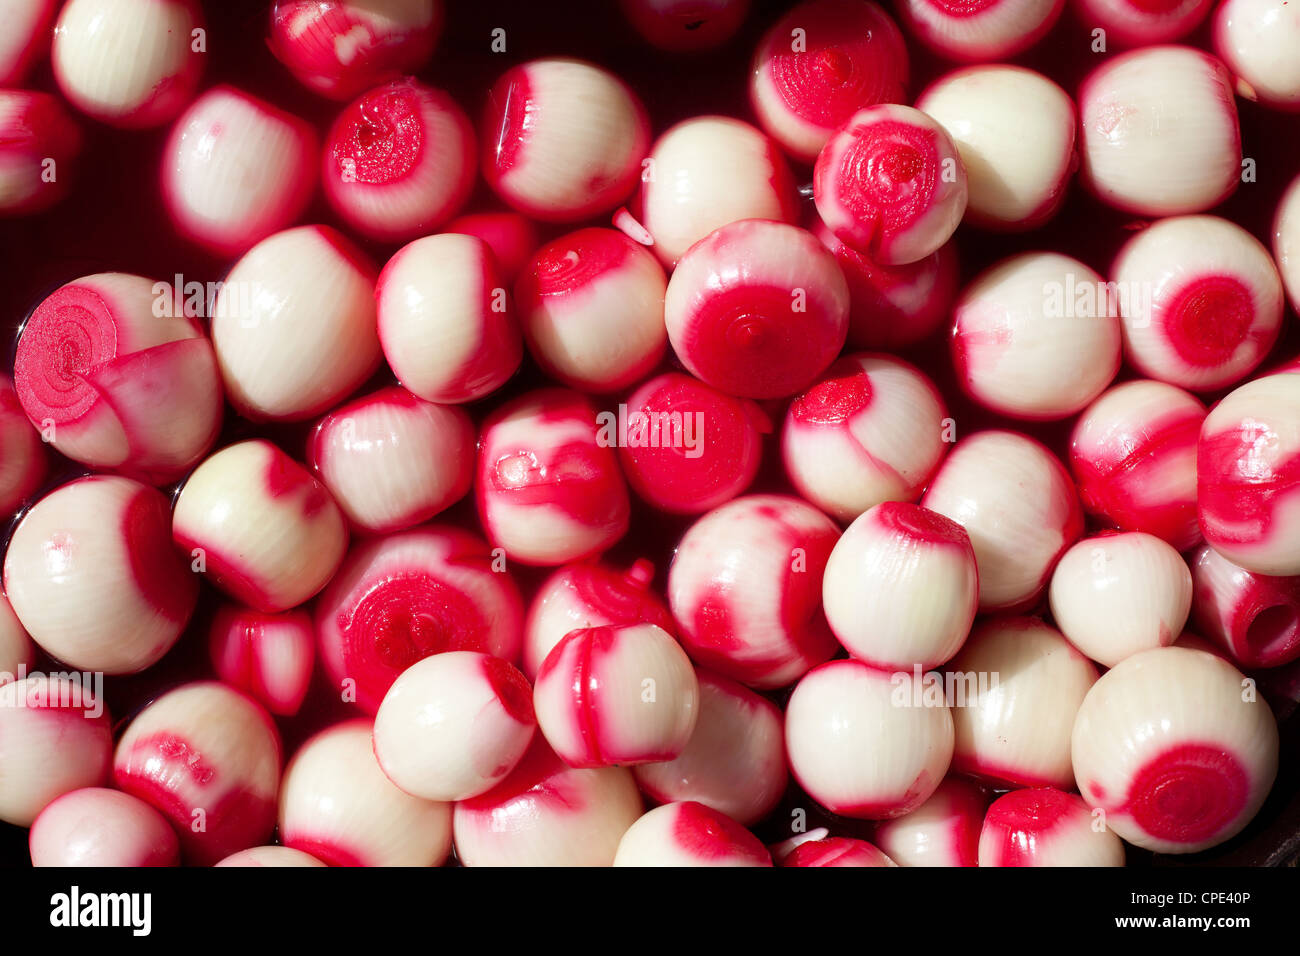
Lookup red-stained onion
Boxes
[978,787,1125,867]
[1069,380,1206,552]
[632,668,787,826]
[516,228,668,393]
[824,502,977,670]
[951,253,1122,420]
[668,494,841,689]
[786,658,954,819]
[0,374,45,516]
[1198,373,1300,576]
[278,719,451,866]
[53,0,204,128]
[1191,543,1300,670]
[482,58,649,222]
[923,430,1083,611]
[916,65,1076,230]
[30,788,180,867]
[14,273,223,483]
[665,219,849,400]
[215,846,325,867]
[1072,646,1279,853]
[173,440,348,613]
[211,226,380,422]
[5,476,197,674]
[0,0,56,85]
[1077,0,1215,47]
[617,373,769,516]
[114,682,281,866]
[873,776,986,867]
[269,0,442,100]
[814,224,958,350]
[896,0,1064,62]
[614,801,772,866]
[452,737,643,866]
[534,623,698,768]
[208,604,316,717]
[162,88,318,256]
[376,232,522,405]
[315,526,524,714]
[373,651,535,802]
[639,117,798,267]
[476,388,631,566]
[1214,0,1300,110]
[1112,216,1282,392]
[1049,532,1192,668]
[783,353,948,521]
[948,617,1099,790]
[445,210,540,285]
[523,558,676,680]
[814,104,967,265]
[0,675,112,827]
[308,386,475,534]
[749,0,909,165]
[781,836,895,867]
[1078,46,1241,217]
[323,78,475,242]
[1276,173,1300,314]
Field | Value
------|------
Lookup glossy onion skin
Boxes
[1078,46,1241,217]
[814,104,968,266]
[476,388,631,566]
[783,353,949,522]
[1072,646,1279,854]
[1198,374,1300,577]
[1214,0,1300,111]
[315,526,524,714]
[668,494,841,689]
[113,682,281,866]
[1111,216,1283,393]
[896,0,1065,62]
[916,65,1076,231]
[978,787,1126,867]
[639,117,799,268]
[785,658,954,819]
[269,0,443,101]
[873,776,986,867]
[922,430,1083,612]
[1191,544,1300,670]
[617,373,769,515]
[749,0,909,164]
[1075,0,1214,47]
[950,252,1121,421]
[322,78,476,242]
[452,737,643,866]
[533,623,699,769]
[13,272,223,484]
[481,58,650,223]
[278,719,452,867]
[823,501,978,671]
[1069,380,1206,552]
[162,87,318,256]
[4,476,197,674]
[947,617,1098,790]
[664,219,849,400]
[632,668,787,826]
[172,440,348,614]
